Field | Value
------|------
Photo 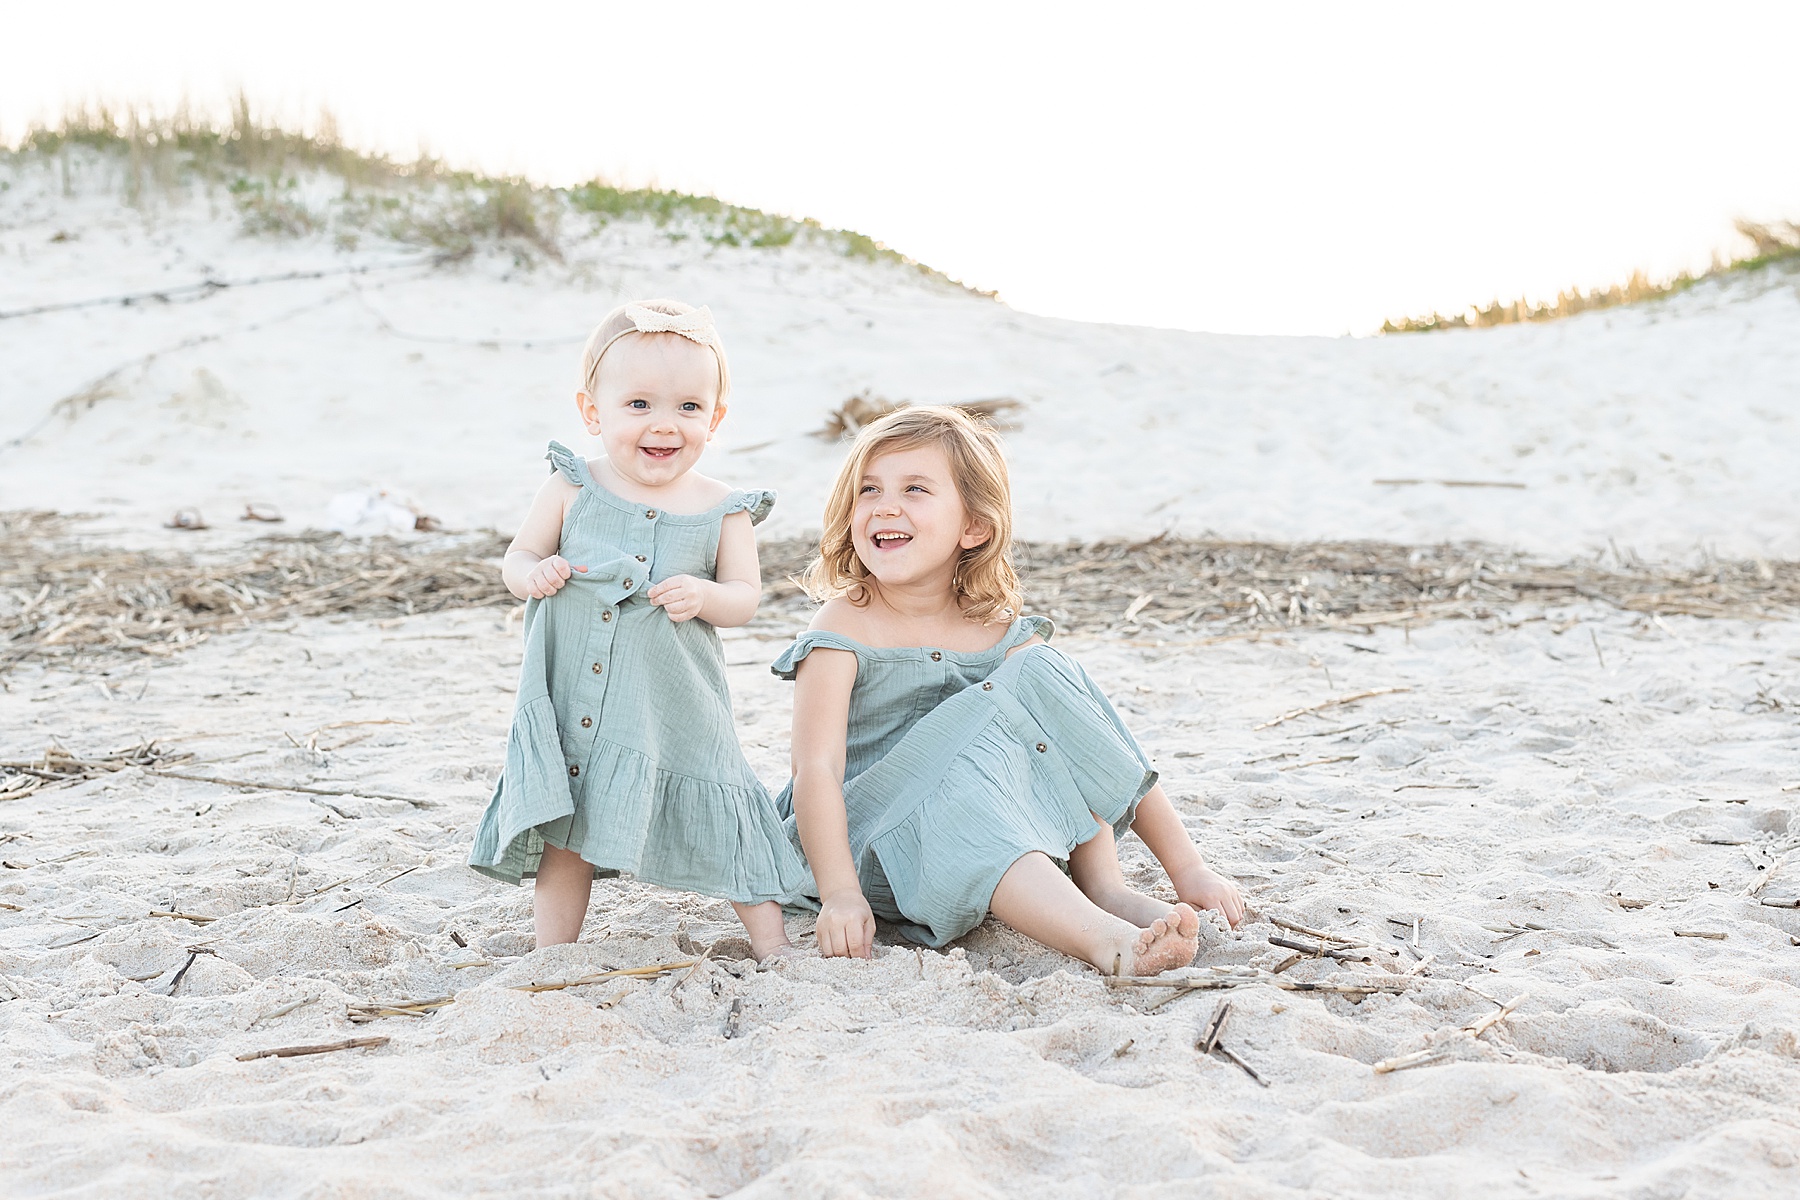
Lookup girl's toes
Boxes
[1173,903,1200,937]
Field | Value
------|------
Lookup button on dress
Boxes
[468,441,807,904]
[770,617,1158,946]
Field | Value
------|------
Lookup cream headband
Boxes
[583,303,729,399]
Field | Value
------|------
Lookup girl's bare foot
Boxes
[1108,903,1200,976]
[755,941,803,965]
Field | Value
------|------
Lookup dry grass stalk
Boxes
[510,959,697,994]
[1106,975,1412,996]
[1,740,193,786]
[1269,935,1379,964]
[347,996,455,1023]
[1256,688,1411,731]
[236,1036,389,1061]
[7,513,1797,679]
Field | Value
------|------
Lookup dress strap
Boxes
[721,489,776,526]
[545,440,594,488]
[770,630,864,681]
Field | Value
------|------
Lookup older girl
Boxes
[775,406,1243,975]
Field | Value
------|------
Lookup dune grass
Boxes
[1382,219,1800,333]
[2,100,981,288]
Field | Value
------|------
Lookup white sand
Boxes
[3,158,1799,1197]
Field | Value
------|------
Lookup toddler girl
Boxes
[776,406,1243,975]
[468,299,805,960]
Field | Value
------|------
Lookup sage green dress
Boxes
[771,617,1158,946]
[467,441,807,904]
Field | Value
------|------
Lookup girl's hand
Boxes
[525,555,586,598]
[1173,863,1245,928]
[648,574,706,622]
[816,886,876,958]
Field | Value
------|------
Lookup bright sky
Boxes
[4,1,1797,336]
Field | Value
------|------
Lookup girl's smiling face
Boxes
[853,443,992,592]
[577,332,724,489]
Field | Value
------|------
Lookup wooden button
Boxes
[601,610,612,622]
[645,510,657,520]
[1035,743,1047,753]
[929,651,943,662]
[591,662,603,674]
[635,554,646,562]
[568,765,580,777]
[981,682,993,691]
[580,717,592,728]
[623,578,634,589]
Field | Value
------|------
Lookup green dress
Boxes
[771,617,1158,945]
[468,441,807,904]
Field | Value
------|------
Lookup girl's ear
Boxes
[575,391,602,434]
[708,401,729,439]
[959,517,993,550]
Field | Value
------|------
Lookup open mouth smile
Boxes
[639,446,681,460]
[870,530,913,549]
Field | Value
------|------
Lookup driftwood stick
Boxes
[146,769,437,809]
[1465,994,1526,1039]
[1270,935,1377,963]
[1254,687,1411,730]
[149,909,217,924]
[722,997,744,1039]
[236,1036,390,1062]
[1107,976,1412,995]
[1197,1001,1232,1054]
[1213,1043,1269,1087]
[510,960,697,994]
[1372,1046,1453,1075]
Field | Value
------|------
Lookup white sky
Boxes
[4,1,1798,336]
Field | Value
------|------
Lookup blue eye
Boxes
[628,399,648,410]
[858,484,877,494]
[681,402,700,413]
[906,485,927,493]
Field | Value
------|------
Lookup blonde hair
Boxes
[579,298,732,403]
[802,405,1023,625]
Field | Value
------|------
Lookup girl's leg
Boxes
[533,844,594,948]
[1129,784,1246,927]
[989,851,1199,976]
[732,901,798,962]
[1069,817,1180,928]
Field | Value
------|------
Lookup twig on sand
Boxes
[1269,916,1399,955]
[1107,975,1412,996]
[167,947,218,995]
[1110,1038,1135,1058]
[1760,898,1800,909]
[1373,993,1525,1075]
[250,995,318,1026]
[147,769,437,809]
[1255,687,1411,730]
[149,909,217,924]
[1269,935,1378,963]
[1465,995,1526,1039]
[1590,628,1607,669]
[1673,930,1727,939]
[347,996,455,1023]
[1193,1000,1268,1086]
[1372,1046,1455,1075]
[236,1036,389,1062]
[722,997,744,1039]
[510,960,698,994]
[1197,1001,1233,1054]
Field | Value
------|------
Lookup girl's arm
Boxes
[502,475,585,600]
[789,646,876,958]
[648,510,760,626]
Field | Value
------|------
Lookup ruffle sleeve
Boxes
[545,440,593,487]
[721,489,776,526]
[771,630,866,681]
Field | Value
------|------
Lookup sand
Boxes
[3,153,1800,1198]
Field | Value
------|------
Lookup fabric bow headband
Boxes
[585,304,726,396]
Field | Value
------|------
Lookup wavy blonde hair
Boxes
[801,405,1023,624]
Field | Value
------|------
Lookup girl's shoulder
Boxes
[772,604,1052,681]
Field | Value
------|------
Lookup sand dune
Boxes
[3,157,1799,1198]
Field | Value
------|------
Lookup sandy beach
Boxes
[4,150,1799,1198]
